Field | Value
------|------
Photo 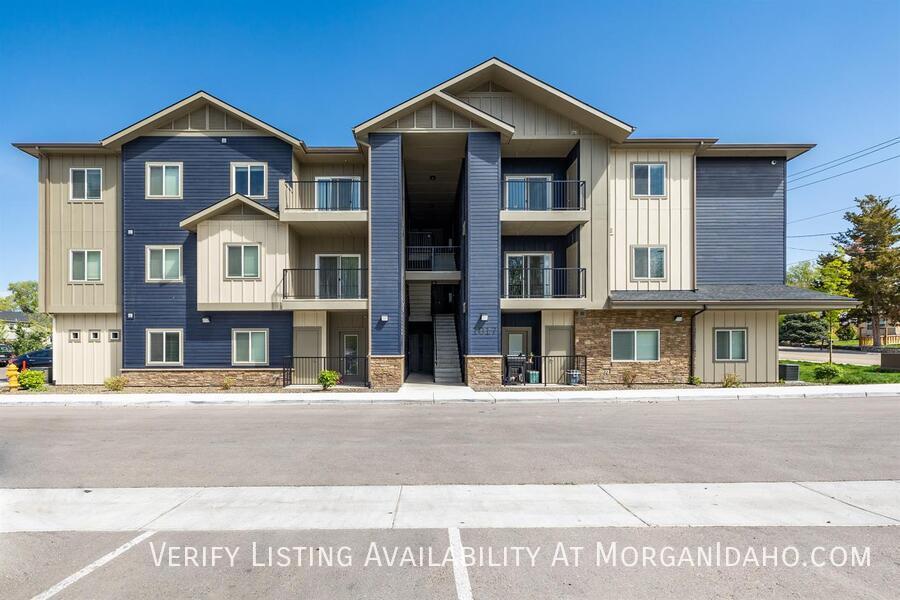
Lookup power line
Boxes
[786,193,899,224]
[786,232,840,238]
[788,140,900,182]
[786,154,900,191]
[789,136,900,176]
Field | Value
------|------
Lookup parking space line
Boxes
[448,527,473,600]
[30,530,155,600]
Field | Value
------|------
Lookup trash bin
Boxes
[566,369,581,385]
[526,370,540,384]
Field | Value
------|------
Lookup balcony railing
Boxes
[503,355,587,386]
[406,246,460,271]
[503,179,585,211]
[502,267,586,298]
[282,180,368,211]
[282,268,368,300]
[282,356,368,387]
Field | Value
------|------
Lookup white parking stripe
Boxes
[30,530,155,600]
[448,527,473,600]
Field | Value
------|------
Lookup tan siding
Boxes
[41,154,120,313]
[52,313,122,384]
[608,148,694,292]
[327,311,368,356]
[694,310,779,383]
[196,216,289,309]
[458,92,589,138]
[578,135,610,308]
[297,162,366,180]
[293,310,327,355]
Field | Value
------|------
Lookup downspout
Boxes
[688,304,708,381]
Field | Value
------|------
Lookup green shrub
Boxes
[318,370,340,390]
[18,369,47,391]
[220,376,235,390]
[103,375,127,392]
[621,369,638,388]
[836,324,858,341]
[687,375,702,386]
[722,373,742,388]
[813,363,842,383]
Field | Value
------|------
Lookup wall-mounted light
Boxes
[221,138,228,144]
[126,229,134,236]
[429,175,436,181]
[380,314,389,322]
[480,314,489,322]
[126,313,134,320]
[201,316,211,324]
[674,315,684,323]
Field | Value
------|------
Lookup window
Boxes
[632,246,666,279]
[146,329,182,365]
[232,329,268,365]
[109,330,121,342]
[146,246,182,282]
[632,163,666,197]
[715,329,747,362]
[146,162,182,199]
[504,253,552,298]
[70,168,102,201]
[315,176,361,210]
[70,250,102,282]
[88,330,101,342]
[315,254,361,298]
[225,244,260,278]
[505,175,552,210]
[69,330,81,342]
[232,163,267,198]
[612,329,660,362]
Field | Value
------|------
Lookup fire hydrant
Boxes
[6,362,19,391]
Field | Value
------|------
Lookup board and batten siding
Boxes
[39,153,120,313]
[696,157,786,284]
[608,148,694,292]
[52,313,122,384]
[578,136,609,307]
[196,216,289,310]
[694,310,779,383]
[458,92,590,138]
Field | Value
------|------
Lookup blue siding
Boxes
[696,157,786,285]
[465,132,501,355]
[501,235,569,268]
[369,133,404,356]
[121,136,293,368]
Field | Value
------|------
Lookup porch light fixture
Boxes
[126,312,134,320]
[480,314,489,322]
[674,315,684,323]
[201,316,211,324]
[380,314,389,322]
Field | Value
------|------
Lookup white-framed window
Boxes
[504,174,552,210]
[232,329,268,365]
[632,163,666,197]
[68,330,81,342]
[145,162,183,199]
[231,162,267,198]
[70,167,102,201]
[69,250,102,282]
[632,246,666,280]
[225,244,261,279]
[314,254,361,298]
[109,330,121,342]
[145,245,182,282]
[146,329,183,366]
[88,330,101,342]
[315,176,362,210]
[504,252,553,298]
[715,328,747,362]
[611,329,660,362]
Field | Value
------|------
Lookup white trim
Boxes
[88,329,101,342]
[145,245,183,283]
[68,249,102,283]
[503,252,553,297]
[313,175,362,210]
[68,167,103,202]
[314,254,362,299]
[714,328,749,362]
[145,162,183,199]
[631,245,667,281]
[631,162,667,198]
[224,243,262,279]
[610,329,661,363]
[231,328,269,366]
[109,330,121,342]
[179,193,278,230]
[145,328,183,366]
[230,162,268,199]
[503,174,553,210]
[68,330,81,343]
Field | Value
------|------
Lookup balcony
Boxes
[279,180,368,234]
[503,355,587,386]
[405,246,461,281]
[283,356,368,387]
[501,267,587,309]
[282,268,368,310]
[500,179,589,235]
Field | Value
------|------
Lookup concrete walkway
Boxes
[2,383,899,406]
[3,481,898,532]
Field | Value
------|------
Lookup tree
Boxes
[3,280,50,355]
[814,249,852,362]
[779,313,829,346]
[786,260,818,289]
[834,195,900,348]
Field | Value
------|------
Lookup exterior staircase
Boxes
[433,314,462,384]
[408,282,432,322]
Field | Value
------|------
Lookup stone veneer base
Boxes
[465,355,503,390]
[121,369,282,388]
[369,356,404,391]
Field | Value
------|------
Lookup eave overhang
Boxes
[179,193,279,231]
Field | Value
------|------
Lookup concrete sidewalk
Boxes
[1,383,898,406]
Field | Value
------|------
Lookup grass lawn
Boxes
[780,360,900,384]
[831,339,900,348]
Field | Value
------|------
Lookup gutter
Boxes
[688,304,709,381]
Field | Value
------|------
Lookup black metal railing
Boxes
[503,179,585,210]
[406,246,460,271]
[282,356,369,387]
[502,267,586,298]
[503,355,587,386]
[282,180,368,210]
[282,268,368,300]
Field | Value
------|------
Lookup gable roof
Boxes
[179,194,279,231]
[354,57,635,142]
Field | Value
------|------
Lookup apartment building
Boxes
[14,58,855,389]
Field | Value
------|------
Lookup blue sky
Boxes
[1,0,898,291]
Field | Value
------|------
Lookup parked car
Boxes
[0,343,13,366]
[11,347,52,371]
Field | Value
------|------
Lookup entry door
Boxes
[292,327,321,385]
[342,333,360,380]
[545,326,574,385]
[502,328,531,384]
